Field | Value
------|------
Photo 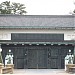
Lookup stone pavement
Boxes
[11,69,75,75]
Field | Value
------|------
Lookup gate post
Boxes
[73,45,75,63]
[74,45,75,55]
[0,44,1,49]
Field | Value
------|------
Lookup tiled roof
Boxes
[0,15,75,29]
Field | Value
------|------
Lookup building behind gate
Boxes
[0,15,75,69]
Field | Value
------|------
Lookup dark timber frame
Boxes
[0,33,74,69]
[1,44,74,69]
[0,15,75,69]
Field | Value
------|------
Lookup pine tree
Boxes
[0,52,3,63]
[0,1,27,15]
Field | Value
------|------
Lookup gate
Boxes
[27,47,47,69]
[1,44,74,69]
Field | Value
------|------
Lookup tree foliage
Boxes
[0,52,3,63]
[73,2,75,13]
[73,10,75,13]
[12,2,27,15]
[0,1,27,15]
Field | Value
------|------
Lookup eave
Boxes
[0,26,75,30]
[0,41,74,45]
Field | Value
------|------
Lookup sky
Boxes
[0,0,75,15]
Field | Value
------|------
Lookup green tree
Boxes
[0,51,3,63]
[12,2,27,15]
[73,10,75,13]
[0,1,27,15]
[0,1,11,14]
[73,2,75,13]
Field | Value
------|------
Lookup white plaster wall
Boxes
[0,29,74,40]
[0,32,11,40]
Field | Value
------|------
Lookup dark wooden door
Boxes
[14,47,24,69]
[47,47,61,69]
[1,44,74,69]
[38,49,47,69]
[28,49,37,68]
[27,48,47,69]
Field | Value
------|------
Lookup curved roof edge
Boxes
[0,15,75,29]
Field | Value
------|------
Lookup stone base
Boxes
[66,64,75,72]
[0,63,4,69]
[5,64,14,68]
[5,64,14,73]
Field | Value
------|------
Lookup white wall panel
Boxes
[0,29,74,40]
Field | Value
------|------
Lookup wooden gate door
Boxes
[47,46,61,69]
[38,49,47,69]
[27,47,47,69]
[14,47,24,69]
[28,49,37,68]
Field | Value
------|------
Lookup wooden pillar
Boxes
[73,45,75,64]
[74,46,75,55]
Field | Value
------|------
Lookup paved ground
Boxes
[11,69,75,75]
[0,69,75,75]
